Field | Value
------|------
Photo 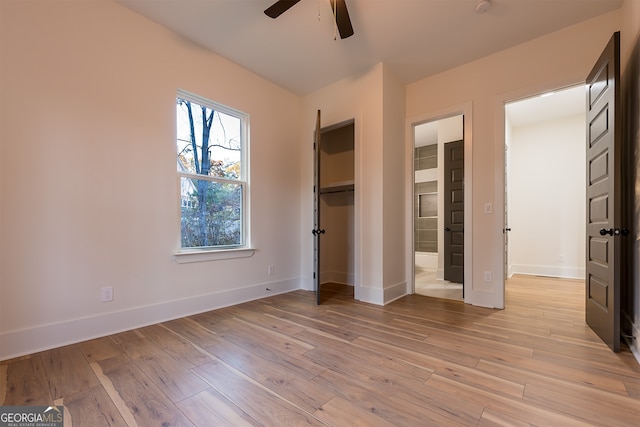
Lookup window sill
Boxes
[174,247,255,264]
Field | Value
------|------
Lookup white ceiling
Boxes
[505,84,586,127]
[115,0,622,95]
[415,121,440,147]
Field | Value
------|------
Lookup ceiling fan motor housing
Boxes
[475,0,492,14]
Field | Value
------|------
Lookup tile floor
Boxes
[414,267,463,301]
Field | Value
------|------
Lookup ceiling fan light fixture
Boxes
[475,0,492,14]
[265,0,353,39]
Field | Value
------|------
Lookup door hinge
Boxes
[313,272,316,279]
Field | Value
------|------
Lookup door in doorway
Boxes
[503,144,511,279]
[313,110,323,305]
[444,139,464,284]
[585,32,623,351]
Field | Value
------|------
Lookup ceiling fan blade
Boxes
[264,0,301,18]
[330,0,354,39]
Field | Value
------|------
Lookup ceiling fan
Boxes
[264,0,354,39]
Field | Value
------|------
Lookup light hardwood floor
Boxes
[1,275,639,426]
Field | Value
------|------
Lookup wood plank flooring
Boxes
[2,275,639,426]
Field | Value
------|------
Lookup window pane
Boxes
[176,98,242,180]
[180,177,243,248]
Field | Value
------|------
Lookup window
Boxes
[176,90,248,251]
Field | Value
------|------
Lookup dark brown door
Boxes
[444,139,464,284]
[585,32,622,351]
[313,110,322,305]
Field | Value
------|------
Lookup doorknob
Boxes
[503,227,512,233]
[444,227,451,232]
[312,229,326,236]
[599,227,629,236]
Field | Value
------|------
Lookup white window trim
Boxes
[175,89,251,259]
[174,247,255,264]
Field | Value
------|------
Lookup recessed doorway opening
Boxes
[413,115,464,301]
[504,85,586,287]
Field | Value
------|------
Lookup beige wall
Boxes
[382,64,407,299]
[620,0,640,70]
[0,0,303,360]
[507,113,586,279]
[406,9,622,308]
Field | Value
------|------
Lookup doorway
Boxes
[413,115,464,300]
[315,119,355,304]
[504,85,586,285]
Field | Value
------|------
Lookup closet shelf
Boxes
[320,180,354,194]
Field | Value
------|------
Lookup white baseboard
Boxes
[624,333,640,366]
[623,312,640,365]
[355,285,384,305]
[465,288,499,308]
[384,281,408,304]
[0,278,301,361]
[510,264,585,279]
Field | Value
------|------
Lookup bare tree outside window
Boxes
[176,92,247,249]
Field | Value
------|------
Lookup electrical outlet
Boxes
[268,264,275,275]
[101,286,113,302]
[559,254,565,263]
[484,271,492,282]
